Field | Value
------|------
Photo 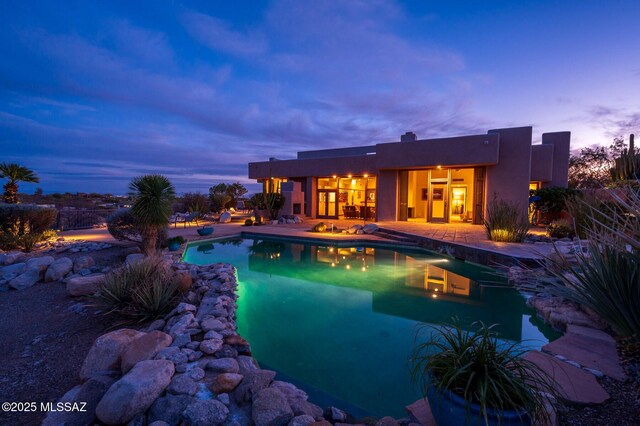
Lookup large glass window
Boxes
[337,176,376,220]
[262,178,287,193]
[402,168,475,223]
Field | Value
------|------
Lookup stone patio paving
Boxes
[61,217,555,263]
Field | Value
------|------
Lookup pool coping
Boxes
[181,229,541,270]
[182,231,511,271]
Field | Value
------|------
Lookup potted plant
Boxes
[411,320,556,426]
[167,236,185,251]
[197,225,214,236]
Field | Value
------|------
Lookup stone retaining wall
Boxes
[45,260,418,426]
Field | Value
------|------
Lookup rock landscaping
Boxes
[47,260,428,426]
[0,252,110,293]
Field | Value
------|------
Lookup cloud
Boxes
[109,19,175,67]
[585,105,640,139]
[182,12,268,57]
[1,0,493,193]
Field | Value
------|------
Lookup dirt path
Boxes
[0,247,129,425]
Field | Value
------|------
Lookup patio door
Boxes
[317,190,338,219]
[429,182,449,223]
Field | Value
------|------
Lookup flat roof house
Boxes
[248,126,570,224]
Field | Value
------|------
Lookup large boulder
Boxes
[80,329,146,380]
[199,338,224,354]
[67,274,106,296]
[182,399,229,426]
[252,387,294,426]
[207,357,240,373]
[0,262,26,280]
[346,225,362,235]
[167,374,198,396]
[148,394,193,425]
[9,269,40,290]
[219,212,232,223]
[234,369,276,403]
[289,415,316,426]
[42,376,116,426]
[41,385,81,426]
[121,330,173,374]
[209,373,243,394]
[26,256,55,278]
[290,400,323,420]
[361,223,379,234]
[73,255,95,273]
[44,257,73,282]
[1,251,23,266]
[96,359,175,425]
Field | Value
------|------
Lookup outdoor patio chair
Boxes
[343,205,358,219]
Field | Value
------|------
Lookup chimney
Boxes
[401,131,417,142]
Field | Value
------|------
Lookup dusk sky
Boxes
[1,0,639,194]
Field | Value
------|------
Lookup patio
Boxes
[60,216,555,263]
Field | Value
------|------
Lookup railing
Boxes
[55,209,118,231]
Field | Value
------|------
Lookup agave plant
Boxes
[128,174,176,255]
[0,163,39,204]
[411,320,556,425]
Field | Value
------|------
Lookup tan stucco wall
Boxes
[375,133,500,170]
[249,155,376,180]
[376,170,398,221]
[485,127,533,216]
[541,131,571,188]
[530,144,554,182]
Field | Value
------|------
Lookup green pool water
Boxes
[183,236,558,418]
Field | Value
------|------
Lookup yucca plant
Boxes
[483,197,529,242]
[129,174,176,255]
[411,320,556,426]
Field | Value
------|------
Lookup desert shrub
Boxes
[167,236,186,246]
[107,209,166,249]
[530,187,580,224]
[0,204,57,251]
[483,198,529,242]
[546,219,575,239]
[411,320,556,424]
[244,218,253,226]
[311,222,327,232]
[97,257,182,321]
[183,192,210,216]
[539,185,640,341]
[248,192,286,220]
[40,229,59,241]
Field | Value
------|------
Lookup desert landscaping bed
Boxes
[0,238,639,425]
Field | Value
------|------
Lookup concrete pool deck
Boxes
[61,217,556,265]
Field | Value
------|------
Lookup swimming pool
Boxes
[183,236,558,418]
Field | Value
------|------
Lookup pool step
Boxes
[373,229,419,245]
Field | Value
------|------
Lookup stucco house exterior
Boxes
[248,126,570,224]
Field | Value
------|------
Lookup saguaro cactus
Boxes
[610,134,640,181]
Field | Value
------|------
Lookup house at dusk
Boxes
[249,126,570,223]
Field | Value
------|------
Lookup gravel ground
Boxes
[0,246,131,426]
[559,340,640,426]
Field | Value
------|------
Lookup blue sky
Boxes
[1,0,638,194]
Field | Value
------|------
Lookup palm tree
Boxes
[0,163,40,204]
[128,174,176,255]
